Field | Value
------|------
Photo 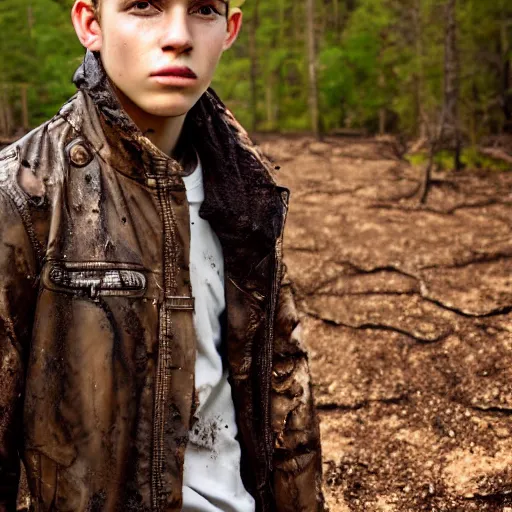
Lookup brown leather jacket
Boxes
[0,51,324,512]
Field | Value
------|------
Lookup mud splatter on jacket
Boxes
[0,51,324,512]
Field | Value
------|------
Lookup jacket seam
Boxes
[0,185,43,270]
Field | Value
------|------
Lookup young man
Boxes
[0,1,324,510]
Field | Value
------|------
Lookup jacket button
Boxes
[69,144,92,167]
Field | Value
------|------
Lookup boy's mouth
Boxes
[151,66,197,79]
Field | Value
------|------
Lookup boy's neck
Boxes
[173,133,198,176]
[113,82,189,163]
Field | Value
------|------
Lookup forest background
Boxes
[3,2,512,510]
[0,0,511,162]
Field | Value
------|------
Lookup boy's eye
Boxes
[197,6,215,15]
[191,2,222,16]
[128,0,222,17]
[130,1,159,14]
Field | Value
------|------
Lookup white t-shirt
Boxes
[181,155,256,512]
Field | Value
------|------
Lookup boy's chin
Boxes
[136,93,199,119]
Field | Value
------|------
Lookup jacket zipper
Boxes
[260,190,289,507]
[152,303,171,509]
[151,176,180,510]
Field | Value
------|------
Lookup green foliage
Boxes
[1,0,511,148]
[217,0,512,141]
[407,148,511,171]
[0,0,83,129]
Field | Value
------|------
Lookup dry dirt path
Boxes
[258,135,512,512]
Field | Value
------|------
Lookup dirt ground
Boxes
[11,135,512,510]
[256,135,512,511]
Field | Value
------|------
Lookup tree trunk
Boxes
[378,69,386,135]
[27,4,34,39]
[422,0,461,203]
[275,0,286,129]
[248,0,260,132]
[413,0,427,140]
[379,109,386,136]
[0,85,6,137]
[306,0,320,138]
[500,18,512,133]
[5,88,13,137]
[265,78,276,130]
[333,0,340,41]
[21,84,29,132]
[292,1,300,48]
[444,0,462,170]
[0,85,13,137]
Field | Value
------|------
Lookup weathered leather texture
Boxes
[0,51,324,512]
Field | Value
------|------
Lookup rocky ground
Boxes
[256,135,512,512]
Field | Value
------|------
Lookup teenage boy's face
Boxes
[73,0,242,118]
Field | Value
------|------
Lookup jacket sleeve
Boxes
[271,262,325,512]
[0,186,39,512]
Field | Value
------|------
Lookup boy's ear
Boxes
[71,0,103,51]
[223,9,243,51]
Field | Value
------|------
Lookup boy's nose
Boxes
[159,7,193,54]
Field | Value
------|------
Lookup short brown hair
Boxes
[90,0,101,22]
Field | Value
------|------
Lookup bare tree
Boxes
[443,0,462,170]
[420,0,462,204]
[306,0,320,138]
[499,16,512,133]
[248,0,260,132]
[413,0,427,141]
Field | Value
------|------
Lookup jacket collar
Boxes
[71,50,288,280]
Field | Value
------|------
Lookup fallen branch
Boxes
[409,137,428,153]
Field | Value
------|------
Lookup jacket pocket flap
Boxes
[42,261,147,298]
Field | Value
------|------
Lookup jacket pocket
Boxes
[41,261,147,299]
